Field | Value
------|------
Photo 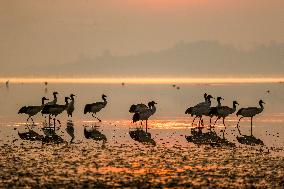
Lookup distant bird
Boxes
[44,81,48,86]
[185,94,214,127]
[236,100,265,136]
[67,94,75,117]
[18,97,49,125]
[211,101,239,137]
[84,94,107,122]
[266,90,270,94]
[132,101,157,133]
[5,80,9,88]
[42,97,69,129]
[45,91,59,106]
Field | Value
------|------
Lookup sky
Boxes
[0,0,283,76]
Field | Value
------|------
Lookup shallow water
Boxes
[0,82,284,187]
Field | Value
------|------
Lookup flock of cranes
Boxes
[18,92,265,138]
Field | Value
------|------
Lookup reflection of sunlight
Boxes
[1,77,284,84]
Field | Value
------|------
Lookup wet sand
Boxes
[0,83,283,188]
[0,128,284,188]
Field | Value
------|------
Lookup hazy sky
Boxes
[0,0,283,70]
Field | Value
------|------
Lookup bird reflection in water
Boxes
[129,128,156,146]
[66,120,75,143]
[84,125,107,147]
[236,129,264,146]
[41,125,65,144]
[186,128,235,147]
[18,129,43,141]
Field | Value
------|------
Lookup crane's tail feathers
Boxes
[132,113,140,123]
[236,108,243,116]
[129,105,136,113]
[18,106,28,114]
[209,107,218,116]
[185,107,193,114]
[84,104,92,114]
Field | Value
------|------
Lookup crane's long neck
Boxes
[150,105,156,115]
[102,96,107,105]
[65,98,69,106]
[231,102,237,113]
[206,98,212,106]
[53,94,57,103]
[217,99,222,107]
[259,102,264,112]
[69,96,75,105]
[41,98,45,105]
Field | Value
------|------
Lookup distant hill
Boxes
[3,41,284,77]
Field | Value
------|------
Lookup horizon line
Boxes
[1,77,284,84]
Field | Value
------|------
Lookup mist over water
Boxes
[1,81,284,187]
[1,82,284,145]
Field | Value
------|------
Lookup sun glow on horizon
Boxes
[1,77,284,84]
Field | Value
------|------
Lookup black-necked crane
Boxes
[129,103,148,113]
[18,97,49,125]
[208,97,224,128]
[236,100,265,136]
[132,101,157,133]
[45,91,59,105]
[130,101,154,126]
[41,97,69,129]
[67,94,75,117]
[185,94,214,128]
[84,94,107,122]
[211,100,239,138]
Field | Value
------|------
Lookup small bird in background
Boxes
[18,97,49,126]
[5,80,9,89]
[84,94,108,123]
[236,100,265,136]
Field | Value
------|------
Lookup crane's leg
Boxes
[213,117,220,127]
[200,117,204,127]
[92,114,101,122]
[222,117,226,138]
[209,117,212,129]
[250,117,253,136]
[53,118,56,131]
[191,116,197,127]
[48,115,51,127]
[236,117,243,135]
[31,117,35,126]
[26,117,31,130]
[146,120,148,133]
[57,119,61,128]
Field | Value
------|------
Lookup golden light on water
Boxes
[1,77,284,84]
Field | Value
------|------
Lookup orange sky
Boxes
[0,0,283,74]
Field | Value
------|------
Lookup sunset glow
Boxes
[1,77,284,84]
